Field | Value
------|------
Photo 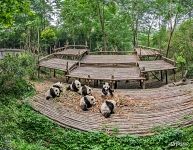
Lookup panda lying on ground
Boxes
[66,80,81,92]
[45,87,60,100]
[52,81,63,92]
[102,82,114,97]
[80,95,96,111]
[78,85,92,96]
[100,100,116,118]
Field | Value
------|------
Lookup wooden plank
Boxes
[135,48,161,57]
[29,84,193,136]
[81,55,138,65]
[138,60,176,72]
[54,49,88,57]
[39,58,78,72]
[67,66,145,81]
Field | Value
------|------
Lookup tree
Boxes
[0,0,30,26]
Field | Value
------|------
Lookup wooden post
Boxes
[66,61,69,75]
[37,56,40,78]
[49,46,51,54]
[173,69,176,82]
[38,66,40,78]
[73,41,75,49]
[50,69,52,77]
[88,75,91,85]
[161,70,163,81]
[165,70,168,84]
[66,76,69,83]
[141,80,145,89]
[140,47,141,56]
[111,75,117,89]
[94,80,98,87]
[54,69,56,77]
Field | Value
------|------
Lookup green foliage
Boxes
[0,0,30,26]
[0,52,36,100]
[41,27,57,44]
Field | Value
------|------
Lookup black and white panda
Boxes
[100,100,116,118]
[52,82,63,92]
[45,87,60,100]
[80,95,96,111]
[66,80,81,92]
[102,82,114,96]
[78,85,92,96]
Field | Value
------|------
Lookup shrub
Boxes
[0,52,35,99]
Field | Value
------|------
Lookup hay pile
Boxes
[55,86,151,114]
[33,81,151,115]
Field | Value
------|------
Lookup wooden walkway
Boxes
[39,58,78,72]
[80,55,138,66]
[66,67,145,81]
[138,60,176,72]
[29,84,193,136]
[135,48,161,57]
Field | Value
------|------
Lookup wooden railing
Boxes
[53,45,88,53]
[89,51,134,55]
[137,45,163,54]
[162,56,176,66]
[0,48,25,52]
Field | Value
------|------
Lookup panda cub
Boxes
[100,100,116,118]
[80,95,96,111]
[66,80,81,92]
[52,82,63,92]
[102,82,114,96]
[78,85,92,96]
[45,87,60,100]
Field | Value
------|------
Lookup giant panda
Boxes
[78,85,92,96]
[102,82,114,96]
[100,100,116,118]
[52,81,63,92]
[66,80,81,92]
[45,87,60,100]
[80,95,96,111]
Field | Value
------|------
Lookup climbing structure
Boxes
[38,45,176,88]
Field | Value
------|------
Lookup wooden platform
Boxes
[54,49,88,58]
[80,55,138,66]
[66,66,145,81]
[29,84,193,136]
[135,48,161,57]
[39,58,78,72]
[138,60,176,72]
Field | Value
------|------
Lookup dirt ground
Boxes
[32,78,152,115]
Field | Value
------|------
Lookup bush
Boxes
[0,52,36,99]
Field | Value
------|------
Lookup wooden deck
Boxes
[54,49,88,57]
[138,60,176,72]
[39,58,78,72]
[29,84,193,136]
[80,55,139,66]
[66,66,144,81]
[135,48,161,57]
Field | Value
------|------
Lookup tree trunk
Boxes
[166,13,178,57]
[37,27,40,54]
[97,1,107,51]
[147,22,153,47]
